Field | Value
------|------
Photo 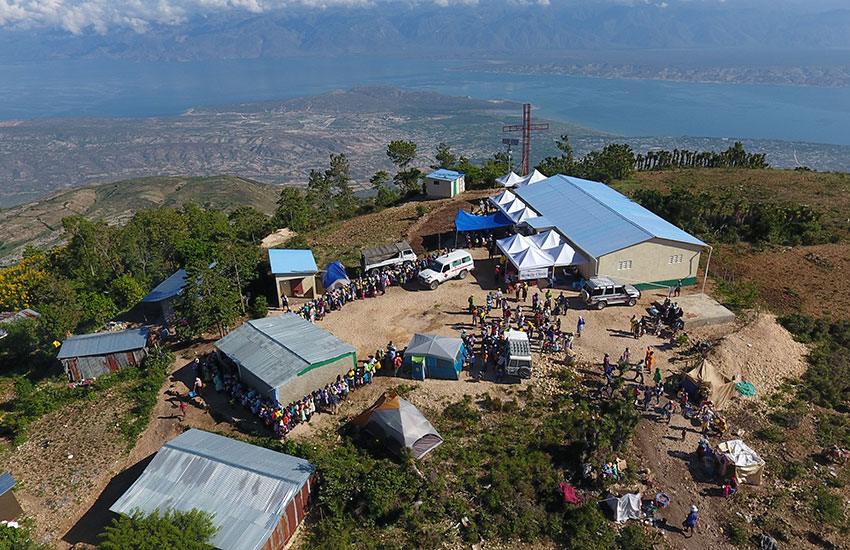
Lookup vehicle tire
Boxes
[429,281,439,291]
[597,300,607,310]
[518,366,532,379]
[459,269,468,280]
[368,268,379,277]
[628,297,637,306]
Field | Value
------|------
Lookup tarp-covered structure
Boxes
[604,492,642,523]
[352,392,443,460]
[403,333,467,380]
[454,209,514,232]
[683,359,739,409]
[717,439,766,485]
[110,429,315,550]
[322,261,350,292]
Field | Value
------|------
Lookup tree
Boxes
[432,142,457,170]
[228,206,273,243]
[535,134,575,177]
[109,274,145,310]
[99,509,218,550]
[326,153,357,219]
[393,168,424,195]
[275,187,310,232]
[386,140,417,169]
[173,262,241,339]
[370,170,397,208]
[306,168,334,221]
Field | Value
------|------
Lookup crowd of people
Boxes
[188,351,380,438]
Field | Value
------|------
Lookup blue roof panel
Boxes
[0,472,16,496]
[515,175,705,258]
[58,326,150,359]
[140,269,187,302]
[268,249,318,275]
[426,169,464,181]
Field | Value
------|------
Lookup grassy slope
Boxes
[0,175,279,262]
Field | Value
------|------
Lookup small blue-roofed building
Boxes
[0,472,23,522]
[58,326,150,381]
[138,268,187,323]
[215,313,356,405]
[513,175,707,289]
[110,429,315,550]
[268,249,319,307]
[425,169,465,198]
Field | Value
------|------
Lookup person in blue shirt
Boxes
[683,505,699,537]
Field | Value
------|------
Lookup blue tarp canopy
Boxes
[322,261,350,291]
[454,209,514,232]
[140,269,187,303]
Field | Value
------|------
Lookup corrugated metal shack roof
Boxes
[215,314,356,390]
[0,472,17,496]
[140,268,187,303]
[57,326,150,360]
[515,175,706,258]
[268,249,318,276]
[110,429,314,550]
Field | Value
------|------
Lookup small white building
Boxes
[425,169,465,198]
[269,249,318,307]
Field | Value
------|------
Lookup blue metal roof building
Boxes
[140,268,187,302]
[426,169,465,181]
[513,175,707,289]
[215,314,356,405]
[110,429,315,550]
[268,249,318,275]
[425,169,466,198]
[0,471,23,521]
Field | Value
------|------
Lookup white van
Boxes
[417,249,474,290]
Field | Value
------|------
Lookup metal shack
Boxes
[0,472,23,521]
[110,429,315,550]
[58,326,150,381]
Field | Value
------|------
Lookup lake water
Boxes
[2,55,850,145]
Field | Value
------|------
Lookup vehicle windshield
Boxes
[429,261,446,272]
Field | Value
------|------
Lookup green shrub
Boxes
[726,520,750,546]
[416,204,427,218]
[618,523,656,550]
[443,395,481,426]
[757,426,788,443]
[99,508,217,550]
[812,486,845,526]
[249,295,268,319]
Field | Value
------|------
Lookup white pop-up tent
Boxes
[514,169,547,187]
[511,207,540,224]
[530,229,563,251]
[497,233,535,255]
[490,190,516,208]
[548,243,587,267]
[496,172,524,187]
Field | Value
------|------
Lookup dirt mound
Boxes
[710,312,808,396]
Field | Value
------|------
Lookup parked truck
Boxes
[360,242,418,275]
[504,330,533,379]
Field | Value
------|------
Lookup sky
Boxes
[0,0,844,36]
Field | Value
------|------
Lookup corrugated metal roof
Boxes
[426,169,464,181]
[515,175,706,258]
[404,334,464,362]
[0,309,41,324]
[215,314,355,391]
[110,429,314,550]
[268,249,318,276]
[57,326,149,359]
[140,269,187,303]
[0,472,16,496]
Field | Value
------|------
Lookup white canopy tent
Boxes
[495,172,523,187]
[502,197,527,215]
[497,233,535,255]
[490,190,516,207]
[529,229,563,251]
[511,207,540,224]
[548,243,587,267]
[514,169,547,187]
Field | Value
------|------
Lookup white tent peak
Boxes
[496,171,523,187]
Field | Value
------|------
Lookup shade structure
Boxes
[454,209,514,232]
[502,197,527,215]
[322,262,350,292]
[352,392,443,460]
[496,172,523,187]
[683,359,739,409]
[513,169,547,187]
[529,229,563,251]
[717,440,765,485]
[403,333,467,380]
[511,207,540,223]
[548,242,588,267]
[604,492,642,523]
[490,190,516,207]
[514,246,555,270]
[497,234,535,255]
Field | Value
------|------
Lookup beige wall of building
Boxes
[275,275,316,307]
[596,238,702,288]
[426,176,465,198]
[274,353,356,405]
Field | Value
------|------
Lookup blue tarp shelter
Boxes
[454,209,514,232]
[323,262,350,291]
[403,333,467,380]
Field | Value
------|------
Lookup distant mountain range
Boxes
[2,2,850,62]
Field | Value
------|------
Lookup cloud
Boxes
[0,0,499,34]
